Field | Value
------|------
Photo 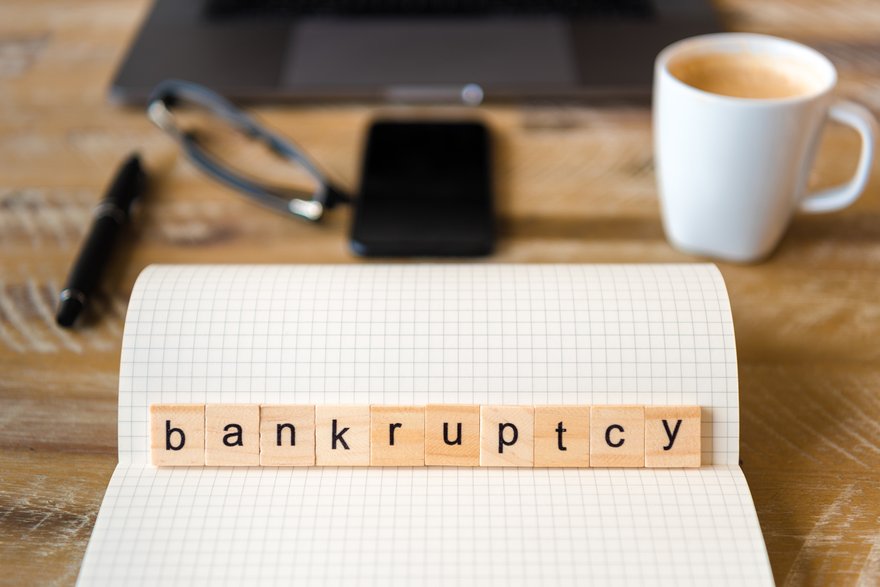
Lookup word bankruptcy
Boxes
[151,404,702,468]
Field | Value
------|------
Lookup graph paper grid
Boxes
[78,466,771,585]
[77,264,771,585]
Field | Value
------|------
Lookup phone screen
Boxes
[350,121,493,256]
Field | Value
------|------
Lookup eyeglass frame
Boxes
[147,79,351,222]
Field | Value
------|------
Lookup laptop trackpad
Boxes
[282,18,577,89]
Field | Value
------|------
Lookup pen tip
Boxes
[56,297,84,328]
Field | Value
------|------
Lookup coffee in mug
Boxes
[654,33,876,262]
[668,52,821,99]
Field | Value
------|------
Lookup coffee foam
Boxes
[669,51,825,100]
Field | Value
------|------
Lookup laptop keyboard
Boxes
[205,0,653,19]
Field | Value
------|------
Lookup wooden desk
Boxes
[1,0,878,584]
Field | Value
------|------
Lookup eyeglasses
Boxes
[147,79,351,222]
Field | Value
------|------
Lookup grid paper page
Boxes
[78,466,771,586]
[78,264,772,585]
[117,264,739,465]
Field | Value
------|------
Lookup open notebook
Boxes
[78,265,772,585]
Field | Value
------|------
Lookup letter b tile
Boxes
[150,404,205,466]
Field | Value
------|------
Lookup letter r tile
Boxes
[370,406,425,466]
[150,404,205,467]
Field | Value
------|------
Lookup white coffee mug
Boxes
[654,33,876,262]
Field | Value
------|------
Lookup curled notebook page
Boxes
[78,264,772,585]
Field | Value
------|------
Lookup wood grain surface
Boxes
[1,0,879,584]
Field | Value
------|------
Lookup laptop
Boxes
[111,0,719,104]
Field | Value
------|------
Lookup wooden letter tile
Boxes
[480,405,534,467]
[260,405,316,466]
[150,404,205,466]
[589,405,645,468]
[205,404,260,466]
[534,405,590,468]
[425,404,481,466]
[370,406,425,466]
[315,405,370,466]
[645,406,701,468]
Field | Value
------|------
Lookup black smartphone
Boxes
[350,120,494,256]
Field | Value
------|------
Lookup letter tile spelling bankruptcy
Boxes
[590,405,645,468]
[205,404,260,466]
[260,405,316,466]
[150,404,205,466]
[370,406,426,467]
[534,405,590,468]
[424,404,481,466]
[480,405,535,467]
[644,405,701,468]
[151,403,705,468]
[315,405,370,466]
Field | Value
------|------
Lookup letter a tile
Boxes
[150,404,205,466]
[645,406,701,468]
[205,404,260,466]
[315,405,370,466]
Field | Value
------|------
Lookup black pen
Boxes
[56,154,147,327]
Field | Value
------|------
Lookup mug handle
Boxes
[800,100,877,213]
